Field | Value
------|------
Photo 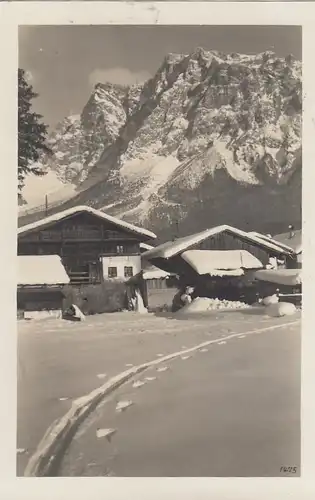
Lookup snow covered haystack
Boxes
[177,296,250,314]
[20,48,301,239]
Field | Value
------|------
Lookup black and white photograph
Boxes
[16,23,302,478]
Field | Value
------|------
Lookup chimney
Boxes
[288,224,295,239]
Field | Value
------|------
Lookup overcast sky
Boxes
[19,25,301,128]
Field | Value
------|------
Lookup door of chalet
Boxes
[89,260,103,284]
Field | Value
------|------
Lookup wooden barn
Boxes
[17,255,70,319]
[143,225,294,274]
[142,225,295,303]
[18,205,156,285]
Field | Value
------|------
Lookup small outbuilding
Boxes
[17,255,70,319]
[142,265,177,289]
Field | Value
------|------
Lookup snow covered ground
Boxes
[17,308,301,476]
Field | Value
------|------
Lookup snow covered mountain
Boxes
[19,48,302,241]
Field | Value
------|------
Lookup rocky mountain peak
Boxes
[19,47,302,241]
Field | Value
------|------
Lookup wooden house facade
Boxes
[18,206,157,286]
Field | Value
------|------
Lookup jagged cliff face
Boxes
[20,48,302,240]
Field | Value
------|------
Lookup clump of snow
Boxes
[96,428,116,440]
[17,448,27,455]
[262,295,279,306]
[177,297,250,315]
[116,400,133,412]
[266,302,297,317]
[132,380,146,389]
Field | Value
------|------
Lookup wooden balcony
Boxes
[21,229,137,243]
[68,271,101,285]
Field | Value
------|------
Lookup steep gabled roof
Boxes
[18,205,157,241]
[142,225,293,261]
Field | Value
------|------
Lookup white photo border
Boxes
[0,2,314,499]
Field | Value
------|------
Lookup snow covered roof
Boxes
[254,269,302,286]
[140,242,154,251]
[143,266,173,280]
[272,230,302,254]
[248,231,300,254]
[18,255,70,285]
[201,268,245,277]
[181,250,263,276]
[142,225,292,261]
[18,205,157,241]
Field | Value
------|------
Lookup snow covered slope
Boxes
[19,48,302,240]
